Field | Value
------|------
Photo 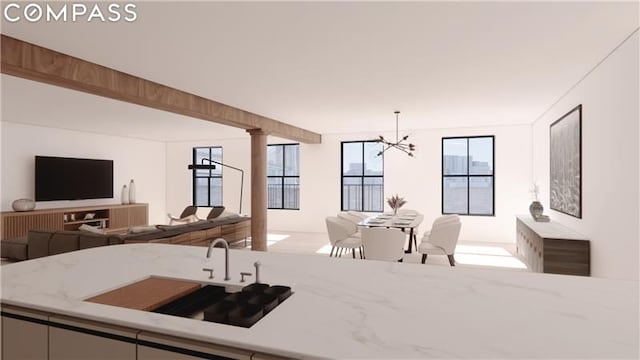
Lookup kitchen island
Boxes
[1,243,638,359]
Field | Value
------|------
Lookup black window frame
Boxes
[340,140,384,212]
[441,135,495,216]
[267,143,300,210]
[192,146,223,207]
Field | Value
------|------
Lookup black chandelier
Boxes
[376,111,415,157]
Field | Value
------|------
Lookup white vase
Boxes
[12,198,35,212]
[129,179,136,204]
[121,185,129,205]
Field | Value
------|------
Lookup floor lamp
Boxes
[188,159,244,214]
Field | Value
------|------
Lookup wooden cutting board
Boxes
[86,277,201,311]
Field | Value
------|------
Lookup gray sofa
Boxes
[1,215,251,261]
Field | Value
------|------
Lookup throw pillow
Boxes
[128,225,159,234]
[78,224,106,235]
[216,210,238,219]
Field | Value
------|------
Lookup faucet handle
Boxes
[202,268,214,279]
[253,261,261,283]
[240,272,252,283]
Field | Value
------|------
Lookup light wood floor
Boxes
[232,230,527,271]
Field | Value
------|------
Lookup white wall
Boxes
[0,122,167,225]
[165,124,531,244]
[532,32,639,280]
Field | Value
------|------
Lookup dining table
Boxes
[357,213,424,253]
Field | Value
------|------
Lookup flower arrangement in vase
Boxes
[530,181,540,200]
[386,194,406,216]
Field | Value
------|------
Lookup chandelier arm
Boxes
[374,111,416,157]
[379,145,393,155]
[391,142,413,154]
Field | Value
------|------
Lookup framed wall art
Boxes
[550,104,582,218]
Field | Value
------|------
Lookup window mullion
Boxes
[281,176,285,210]
[192,148,196,206]
[282,145,286,209]
[361,142,365,211]
[210,147,214,207]
[466,138,470,215]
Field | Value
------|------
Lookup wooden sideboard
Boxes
[516,216,590,276]
[1,204,148,240]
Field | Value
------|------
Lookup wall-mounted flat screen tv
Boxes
[35,156,114,201]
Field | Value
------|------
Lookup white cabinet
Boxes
[138,332,253,360]
[1,306,289,360]
[48,315,137,360]
[1,307,48,360]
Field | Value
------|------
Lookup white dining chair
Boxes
[325,217,364,258]
[347,211,368,221]
[396,209,419,216]
[418,215,461,266]
[337,212,363,237]
[361,227,406,262]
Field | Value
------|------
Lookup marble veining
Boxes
[1,243,638,359]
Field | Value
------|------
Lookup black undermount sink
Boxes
[152,283,292,328]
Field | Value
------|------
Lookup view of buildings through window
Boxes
[442,136,494,215]
[341,141,384,212]
[192,147,223,207]
[267,144,300,209]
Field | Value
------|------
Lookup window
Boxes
[341,141,384,212]
[267,144,300,210]
[192,147,222,207]
[442,136,494,216]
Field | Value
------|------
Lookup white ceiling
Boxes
[1,75,246,142]
[1,1,638,141]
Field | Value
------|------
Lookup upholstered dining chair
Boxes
[325,217,364,258]
[361,227,406,262]
[396,209,419,215]
[346,211,368,221]
[337,212,364,237]
[418,215,461,266]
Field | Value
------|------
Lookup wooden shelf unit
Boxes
[1,204,148,240]
[516,216,590,276]
[64,218,109,226]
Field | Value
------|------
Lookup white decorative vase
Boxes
[128,179,136,204]
[12,198,35,212]
[121,185,129,205]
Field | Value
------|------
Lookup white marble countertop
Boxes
[1,244,637,359]
[517,215,588,240]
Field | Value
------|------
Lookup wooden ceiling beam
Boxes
[0,34,321,144]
